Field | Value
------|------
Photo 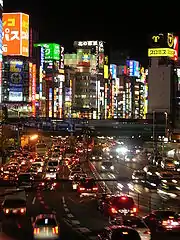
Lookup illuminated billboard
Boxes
[34,43,60,60]
[172,36,179,61]
[32,64,36,117]
[126,60,140,77]
[104,65,108,79]
[150,33,175,49]
[9,60,23,101]
[2,13,29,57]
[77,49,90,67]
[148,48,174,57]
[110,64,117,79]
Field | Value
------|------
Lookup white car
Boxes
[69,170,82,180]
[72,173,87,190]
[33,214,59,239]
[45,168,57,179]
[122,216,151,240]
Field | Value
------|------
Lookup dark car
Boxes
[144,210,180,232]
[98,225,141,240]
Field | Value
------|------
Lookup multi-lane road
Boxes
[1,151,180,239]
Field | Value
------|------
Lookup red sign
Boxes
[32,64,36,117]
[172,36,179,61]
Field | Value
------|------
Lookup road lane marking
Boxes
[68,196,78,204]
[67,213,74,218]
[62,196,65,204]
[89,237,97,240]
[32,197,36,205]
[64,208,69,212]
[76,227,91,233]
[71,220,80,225]
[63,204,67,207]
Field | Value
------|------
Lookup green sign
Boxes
[34,43,60,60]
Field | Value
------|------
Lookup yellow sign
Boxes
[152,35,160,43]
[148,48,174,57]
[167,33,174,48]
[104,65,108,79]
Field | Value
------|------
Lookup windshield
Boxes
[3,199,26,208]
[35,218,57,227]
[112,229,141,240]
[48,161,58,167]
[155,211,177,219]
[18,174,31,181]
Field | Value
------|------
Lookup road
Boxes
[91,154,180,214]
[1,153,180,239]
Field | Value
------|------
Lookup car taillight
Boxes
[143,231,150,234]
[93,187,98,191]
[34,228,40,234]
[133,207,137,213]
[20,208,25,214]
[5,209,9,214]
[111,207,118,214]
[52,226,58,234]
[162,220,168,226]
[120,196,127,200]
[79,187,85,191]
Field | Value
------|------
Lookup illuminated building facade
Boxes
[34,43,63,118]
[109,61,148,119]
[0,1,2,104]
[1,12,30,117]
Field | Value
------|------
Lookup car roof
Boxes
[35,214,56,220]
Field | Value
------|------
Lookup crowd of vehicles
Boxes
[1,136,180,239]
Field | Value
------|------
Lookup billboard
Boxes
[148,48,174,57]
[104,65,108,79]
[32,64,36,117]
[77,49,90,67]
[149,33,175,49]
[34,43,60,60]
[126,60,140,77]
[172,36,179,61]
[9,60,23,101]
[2,13,29,57]
[110,64,117,79]
[60,46,64,69]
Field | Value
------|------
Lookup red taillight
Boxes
[93,187,98,191]
[20,208,25,214]
[34,228,40,234]
[111,207,118,214]
[120,196,127,200]
[133,207,137,213]
[52,226,58,234]
[143,231,150,234]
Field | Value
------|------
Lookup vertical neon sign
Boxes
[104,83,107,119]
[59,81,63,118]
[29,62,32,101]
[49,88,52,117]
[32,64,36,117]
[0,17,2,103]
[39,47,44,99]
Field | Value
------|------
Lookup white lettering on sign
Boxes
[77,41,99,47]
[0,0,3,7]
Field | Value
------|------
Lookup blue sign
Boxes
[110,64,117,79]
[9,60,23,101]
[126,60,140,77]
[0,19,2,62]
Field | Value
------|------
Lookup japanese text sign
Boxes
[2,13,29,57]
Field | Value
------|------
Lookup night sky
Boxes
[3,0,178,66]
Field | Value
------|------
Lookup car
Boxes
[47,160,59,171]
[33,214,59,239]
[122,216,151,240]
[157,181,180,200]
[72,173,87,190]
[132,170,146,183]
[98,225,141,240]
[45,168,57,180]
[101,161,114,172]
[161,158,176,170]
[98,194,137,223]
[124,153,137,162]
[69,170,82,180]
[144,210,180,232]
[77,178,98,197]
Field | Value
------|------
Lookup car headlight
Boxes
[110,166,114,170]
[99,157,102,159]
[92,157,95,159]
[101,166,105,169]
